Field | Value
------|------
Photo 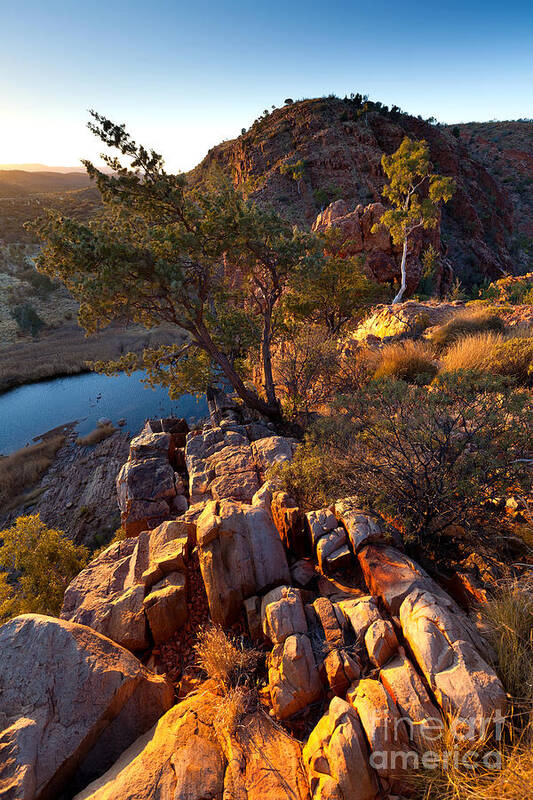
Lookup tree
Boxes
[374,137,455,304]
[283,227,384,334]
[274,372,532,542]
[0,515,89,621]
[31,112,322,419]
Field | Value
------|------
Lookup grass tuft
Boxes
[194,624,260,691]
[374,340,438,383]
[77,423,117,447]
[429,309,506,351]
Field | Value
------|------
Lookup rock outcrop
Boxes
[0,614,173,800]
[61,519,195,650]
[76,682,310,800]
[196,497,291,626]
[14,398,510,800]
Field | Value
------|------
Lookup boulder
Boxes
[196,499,290,626]
[116,456,176,535]
[269,634,323,719]
[61,539,147,651]
[380,652,441,752]
[271,491,308,557]
[0,615,174,800]
[251,435,297,474]
[337,595,382,641]
[261,586,308,644]
[303,696,378,800]
[347,678,413,795]
[312,597,344,647]
[306,508,338,548]
[334,499,385,552]
[364,619,399,668]
[322,648,361,696]
[128,430,171,460]
[142,572,187,645]
[316,527,348,572]
[399,588,507,732]
[75,683,225,800]
[291,558,317,588]
[220,709,311,800]
[62,521,193,650]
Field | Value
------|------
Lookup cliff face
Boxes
[189,97,515,286]
[447,120,533,270]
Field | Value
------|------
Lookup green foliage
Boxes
[417,244,441,297]
[375,138,455,302]
[11,302,45,336]
[376,137,455,248]
[30,111,323,418]
[273,325,340,418]
[313,183,343,210]
[478,336,533,384]
[280,159,306,182]
[284,227,384,333]
[0,515,89,621]
[447,276,467,302]
[274,372,532,541]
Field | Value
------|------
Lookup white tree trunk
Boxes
[392,238,408,304]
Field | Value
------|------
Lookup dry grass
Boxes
[0,322,181,393]
[412,581,533,799]
[194,624,260,691]
[374,340,438,383]
[480,579,533,707]
[429,309,506,351]
[441,330,533,384]
[77,423,117,447]
[0,435,65,509]
[411,719,533,800]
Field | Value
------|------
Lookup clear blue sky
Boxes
[1,0,532,172]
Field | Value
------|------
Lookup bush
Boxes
[442,332,533,384]
[274,373,533,541]
[194,624,260,690]
[429,309,506,351]
[374,340,438,384]
[0,514,89,621]
[11,302,45,336]
[274,327,340,417]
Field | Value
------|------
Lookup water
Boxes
[0,370,208,455]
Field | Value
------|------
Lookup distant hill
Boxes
[189,97,526,285]
[0,163,87,173]
[0,170,92,198]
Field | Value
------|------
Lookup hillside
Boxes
[447,120,533,269]
[189,96,517,287]
[0,168,92,197]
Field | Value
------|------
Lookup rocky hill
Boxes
[189,97,517,288]
[446,120,533,270]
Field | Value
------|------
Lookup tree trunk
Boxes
[261,312,278,408]
[196,322,280,420]
[392,238,408,304]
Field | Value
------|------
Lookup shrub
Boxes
[0,514,89,621]
[374,340,438,384]
[11,302,45,336]
[442,332,533,385]
[274,373,533,541]
[194,624,260,690]
[274,327,340,418]
[430,309,506,351]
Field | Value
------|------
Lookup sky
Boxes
[1,0,532,173]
